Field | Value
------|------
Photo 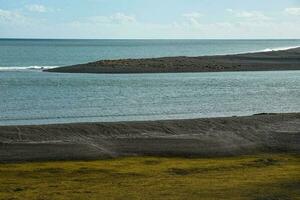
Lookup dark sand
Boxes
[0,113,299,163]
[46,47,300,73]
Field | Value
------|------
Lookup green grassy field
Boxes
[0,154,299,200]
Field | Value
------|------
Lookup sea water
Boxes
[0,70,299,125]
[0,39,299,125]
[1,39,300,69]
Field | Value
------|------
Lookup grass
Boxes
[0,154,299,200]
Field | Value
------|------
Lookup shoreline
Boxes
[46,47,300,74]
[2,110,299,126]
[1,45,299,73]
[1,113,299,163]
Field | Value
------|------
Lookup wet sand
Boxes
[0,113,299,163]
[46,47,300,73]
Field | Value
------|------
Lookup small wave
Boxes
[259,46,300,53]
[216,45,300,56]
[0,66,58,71]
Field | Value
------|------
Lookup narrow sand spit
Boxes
[0,113,299,163]
[46,47,300,73]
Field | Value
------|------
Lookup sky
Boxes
[0,0,300,39]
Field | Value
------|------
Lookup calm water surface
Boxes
[0,71,299,125]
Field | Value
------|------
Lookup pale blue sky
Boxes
[0,0,299,39]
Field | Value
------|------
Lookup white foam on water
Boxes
[0,66,58,71]
[211,45,300,56]
[258,46,300,53]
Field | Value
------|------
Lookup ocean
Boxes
[1,39,300,70]
[0,39,300,125]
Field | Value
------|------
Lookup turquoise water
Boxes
[0,39,299,125]
[0,71,299,125]
[1,39,300,69]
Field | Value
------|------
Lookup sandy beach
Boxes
[1,113,299,163]
[46,47,300,73]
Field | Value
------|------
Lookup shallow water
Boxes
[0,70,299,125]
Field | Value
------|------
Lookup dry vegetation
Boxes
[0,154,299,200]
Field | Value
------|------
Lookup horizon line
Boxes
[1,37,300,40]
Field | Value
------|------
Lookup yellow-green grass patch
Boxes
[0,154,299,200]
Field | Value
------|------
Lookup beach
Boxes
[1,113,299,199]
[1,113,299,163]
[46,47,300,73]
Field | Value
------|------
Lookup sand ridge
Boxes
[46,47,300,73]
[0,113,299,163]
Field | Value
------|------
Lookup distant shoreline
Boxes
[46,47,300,74]
[1,113,299,163]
